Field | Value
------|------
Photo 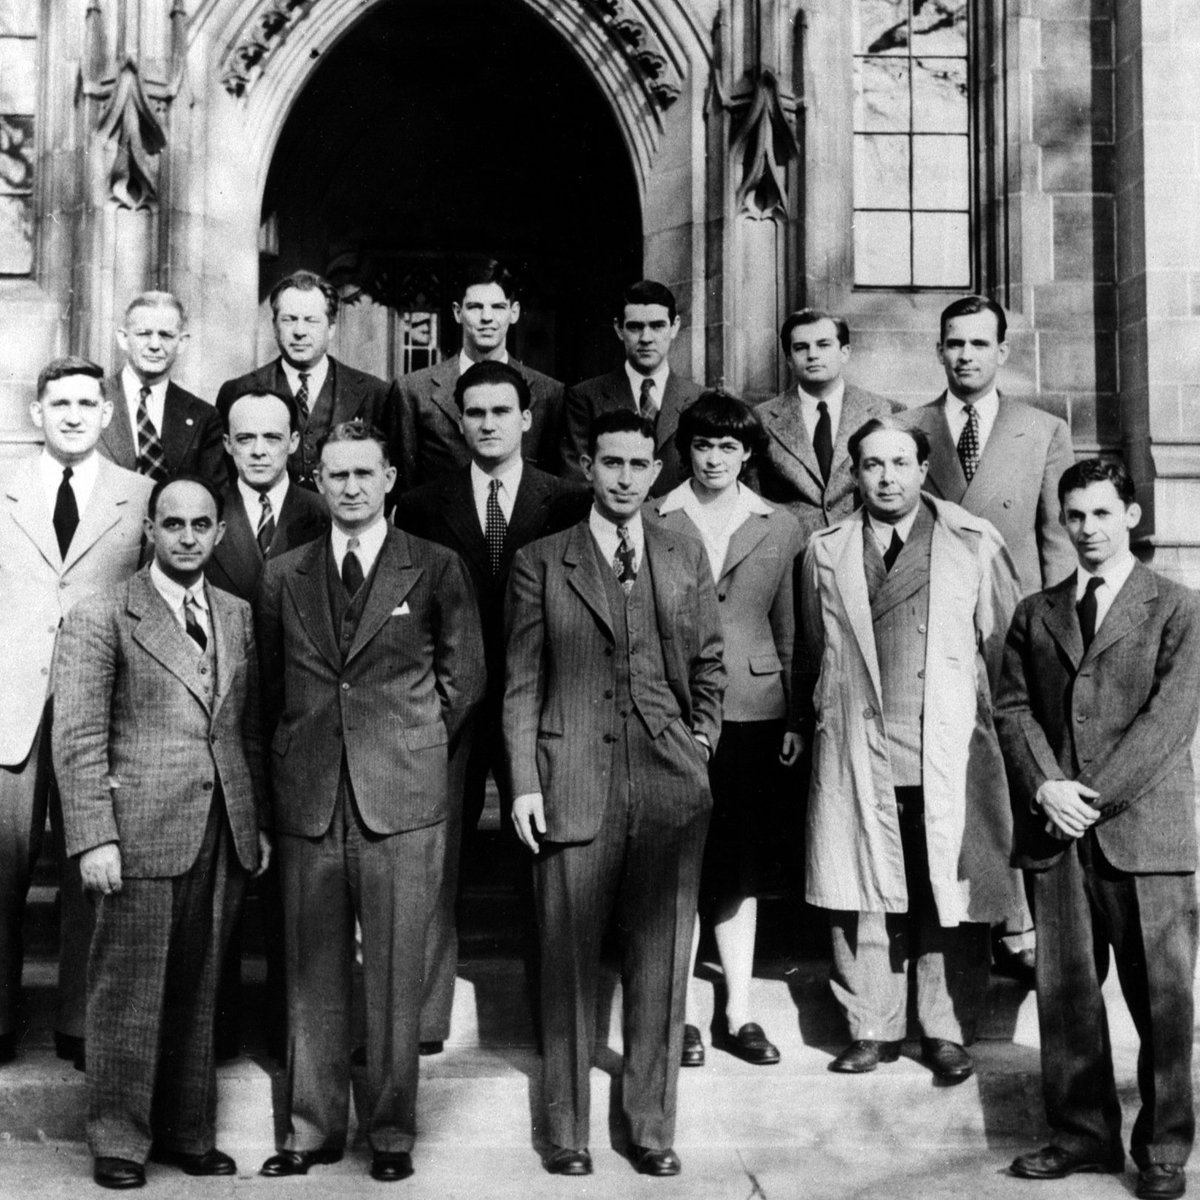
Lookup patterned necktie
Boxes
[1077,575,1103,651]
[53,466,79,558]
[957,403,981,482]
[814,400,833,484]
[883,529,903,572]
[613,524,637,595]
[135,385,168,480]
[183,592,207,651]
[295,371,310,422]
[256,492,275,556]
[342,536,364,595]
[637,377,655,421]
[485,478,506,575]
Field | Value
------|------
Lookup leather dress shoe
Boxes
[260,1147,343,1176]
[151,1147,236,1176]
[543,1147,593,1176]
[716,1022,780,1065]
[370,1151,414,1182]
[0,1032,16,1065]
[1009,1144,1124,1180]
[828,1039,901,1073]
[921,1037,974,1083]
[93,1157,145,1189]
[1138,1164,1187,1198]
[419,1040,444,1056]
[631,1146,682,1176]
[992,945,1037,987]
[54,1031,84,1063]
[681,1024,705,1067]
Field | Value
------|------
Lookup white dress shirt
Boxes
[281,355,329,404]
[624,360,670,412]
[332,517,387,578]
[149,560,210,641]
[470,458,523,531]
[658,480,771,582]
[1075,550,1137,633]
[865,505,920,557]
[799,377,845,446]
[944,389,1000,455]
[121,364,167,438]
[589,506,644,573]
[38,449,100,518]
[237,475,290,534]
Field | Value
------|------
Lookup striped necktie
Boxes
[135,386,168,480]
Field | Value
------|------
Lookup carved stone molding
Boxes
[97,59,168,211]
[221,0,317,98]
[730,68,798,220]
[582,0,682,108]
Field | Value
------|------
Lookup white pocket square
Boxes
[391,603,411,616]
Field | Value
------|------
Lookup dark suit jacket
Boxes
[754,383,901,545]
[257,527,485,838]
[503,519,725,843]
[562,369,704,497]
[995,563,1200,873]
[394,356,564,490]
[100,375,227,489]
[903,393,1076,597]
[206,482,328,602]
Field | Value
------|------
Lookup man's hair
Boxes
[674,390,766,464]
[1058,457,1135,506]
[454,360,531,413]
[122,290,187,328]
[939,294,1008,344]
[618,280,678,324]
[586,409,658,458]
[147,473,225,520]
[268,270,339,322]
[847,417,931,468]
[317,418,391,465]
[779,308,850,351]
[221,387,301,433]
[456,257,518,303]
[36,356,104,400]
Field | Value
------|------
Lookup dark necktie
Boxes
[53,466,79,558]
[883,529,903,572]
[485,478,506,575]
[342,536,364,596]
[637,377,655,422]
[813,399,833,484]
[957,403,981,482]
[295,371,310,421]
[135,385,168,480]
[183,592,207,651]
[613,525,637,595]
[256,492,275,556]
[1077,575,1103,651]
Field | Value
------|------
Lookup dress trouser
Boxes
[829,787,989,1044]
[1033,831,1197,1168]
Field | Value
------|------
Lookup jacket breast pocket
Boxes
[748,653,783,675]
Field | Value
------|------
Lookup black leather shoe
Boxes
[828,1039,901,1073]
[1138,1164,1187,1198]
[920,1037,974,1083]
[544,1147,593,1176]
[370,1152,413,1182]
[631,1146,682,1176]
[716,1022,780,1065]
[0,1032,16,1065]
[681,1024,705,1067]
[54,1031,84,1063]
[1010,1145,1124,1180]
[93,1157,146,1189]
[992,945,1037,987]
[260,1147,343,1177]
[152,1148,236,1176]
[419,1040,444,1056]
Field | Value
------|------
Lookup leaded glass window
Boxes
[395,310,441,376]
[0,4,37,277]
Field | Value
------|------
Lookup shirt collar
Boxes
[459,348,509,376]
[1075,550,1137,599]
[624,359,670,401]
[281,355,329,397]
[39,448,100,497]
[149,559,208,613]
[331,515,387,565]
[121,363,168,403]
[470,456,523,499]
[589,504,644,547]
[946,388,999,422]
[237,474,290,522]
[865,504,920,547]
[658,478,772,518]
[798,376,845,410]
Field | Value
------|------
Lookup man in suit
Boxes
[754,308,901,544]
[393,360,586,1053]
[997,459,1200,1200]
[0,356,152,1071]
[257,421,484,1183]
[207,387,328,1060]
[798,419,1022,1083]
[215,270,399,491]
[100,291,226,489]
[394,258,564,489]
[562,280,704,497]
[52,475,269,1189]
[505,409,725,1178]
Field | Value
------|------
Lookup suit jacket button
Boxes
[917,624,927,633]
[202,781,213,790]
[341,682,350,691]
[604,690,614,699]
[603,734,616,743]
[717,594,726,602]
[863,707,875,719]
[916,669,924,678]
[1075,714,1087,723]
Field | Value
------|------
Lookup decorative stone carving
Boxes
[563,0,683,109]
[96,59,168,211]
[221,1,319,99]
[730,68,797,220]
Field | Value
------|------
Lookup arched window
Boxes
[0,8,36,277]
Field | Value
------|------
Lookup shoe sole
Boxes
[1011,1161,1123,1180]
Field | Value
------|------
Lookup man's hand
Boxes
[512,793,546,854]
[254,830,273,878]
[80,843,123,895]
[1036,779,1101,839]
[779,731,803,768]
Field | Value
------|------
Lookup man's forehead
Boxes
[461,283,511,306]
[462,383,519,408]
[790,319,839,343]
[595,431,655,457]
[228,393,291,431]
[41,375,104,401]
[858,429,920,459]
[155,482,217,519]
[1063,481,1122,508]
[321,440,385,469]
[621,304,671,325]
[125,304,182,330]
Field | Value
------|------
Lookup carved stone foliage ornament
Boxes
[730,68,797,220]
[580,0,682,108]
[221,1,320,98]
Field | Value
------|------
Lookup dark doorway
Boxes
[261,0,642,384]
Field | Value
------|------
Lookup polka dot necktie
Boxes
[485,478,506,576]
[957,403,980,482]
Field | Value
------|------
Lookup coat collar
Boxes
[1040,561,1156,668]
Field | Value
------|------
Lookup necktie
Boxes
[184,592,207,651]
[957,403,980,482]
[53,466,79,558]
[613,525,637,595]
[485,478,506,575]
[342,536,364,595]
[135,385,168,480]
[813,399,833,484]
[637,377,655,421]
[295,371,310,421]
[883,529,903,572]
[1077,575,1103,651]
[256,492,275,556]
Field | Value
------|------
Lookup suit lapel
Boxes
[441,472,490,579]
[921,395,968,503]
[159,383,198,469]
[129,573,212,712]
[508,469,553,549]
[719,510,770,580]
[1040,576,1084,669]
[207,584,237,721]
[564,521,613,639]
[1085,564,1154,663]
[345,529,423,663]
[4,460,62,570]
[100,375,138,467]
[830,517,883,704]
[329,359,365,425]
[429,359,463,432]
[965,393,1024,502]
[868,503,933,620]
[211,486,261,595]
[287,538,342,673]
[656,375,690,451]
[273,485,325,555]
[761,396,823,500]
[63,459,138,572]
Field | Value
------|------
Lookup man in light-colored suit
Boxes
[754,309,901,544]
[505,409,725,1178]
[100,291,227,489]
[798,418,1022,1083]
[53,475,269,1189]
[997,459,1200,1200]
[0,356,152,1070]
[394,258,564,489]
[562,280,705,497]
[257,421,484,1184]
